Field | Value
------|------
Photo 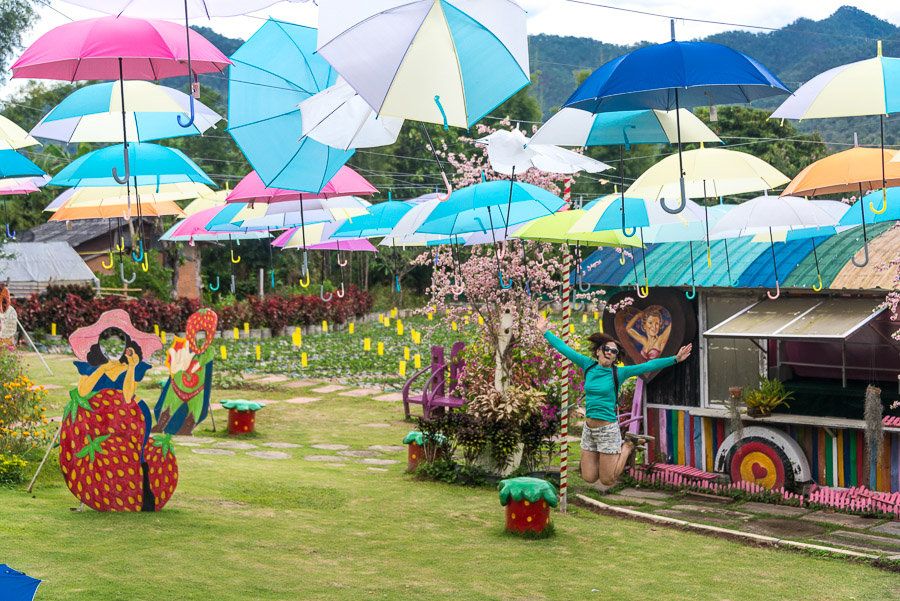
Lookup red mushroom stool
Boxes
[221,400,264,435]
[498,477,558,535]
[402,430,447,473]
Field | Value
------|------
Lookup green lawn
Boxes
[2,354,898,601]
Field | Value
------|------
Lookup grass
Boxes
[2,354,899,600]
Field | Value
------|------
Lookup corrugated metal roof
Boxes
[735,237,819,289]
[830,223,900,290]
[0,242,98,285]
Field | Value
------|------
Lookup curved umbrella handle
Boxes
[270,269,276,288]
[813,274,823,292]
[450,279,465,296]
[870,189,887,214]
[661,196,686,215]
[122,206,132,222]
[578,275,590,292]
[434,95,449,131]
[851,241,870,268]
[209,276,220,291]
[573,296,584,311]
[131,240,144,262]
[498,269,512,289]
[115,237,125,252]
[5,223,15,239]
[101,252,114,270]
[767,279,781,300]
[337,254,348,267]
[731,277,740,288]
[120,263,136,284]
[395,275,401,292]
[685,284,696,300]
[436,171,452,202]
[336,282,345,298]
[177,95,196,128]
[112,144,130,184]
[230,248,241,264]
[637,284,649,299]
[619,252,626,266]
[320,285,332,302]
[497,242,506,260]
[140,253,149,272]
[230,274,236,294]
[622,225,636,237]
[299,271,310,288]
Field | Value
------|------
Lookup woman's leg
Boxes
[580,450,600,483]
[596,441,635,486]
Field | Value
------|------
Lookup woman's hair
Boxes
[86,328,143,367]
[587,332,623,357]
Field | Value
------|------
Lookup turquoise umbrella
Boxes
[227,19,353,193]
[0,150,44,179]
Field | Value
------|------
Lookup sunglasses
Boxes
[600,345,620,356]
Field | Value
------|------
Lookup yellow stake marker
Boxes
[161,332,167,344]
[243,322,250,335]
[404,347,410,360]
[582,314,587,323]
[391,308,397,318]
[399,360,406,377]
[153,324,159,336]
[478,315,484,325]
[377,342,384,356]
[593,311,599,320]
[452,321,457,331]
[414,354,421,369]
[50,323,56,336]
[348,323,354,335]
[427,313,433,320]
[220,346,227,360]
[301,352,308,367]
[364,338,371,351]
[384,317,391,328]
[397,322,403,336]
[322,320,328,333]
[255,345,261,361]
[569,324,575,335]
[378,313,384,324]
[464,316,469,325]
[292,330,302,347]
[233,327,239,340]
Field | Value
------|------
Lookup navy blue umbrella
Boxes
[1,564,41,601]
[563,20,790,213]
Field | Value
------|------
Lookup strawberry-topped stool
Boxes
[221,400,264,434]
[498,477,558,535]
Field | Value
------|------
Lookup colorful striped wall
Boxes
[646,407,900,493]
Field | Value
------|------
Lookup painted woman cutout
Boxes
[0,288,17,350]
[625,307,672,361]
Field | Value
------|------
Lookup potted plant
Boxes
[466,386,543,476]
[743,377,793,418]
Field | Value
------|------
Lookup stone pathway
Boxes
[192,448,235,456]
[373,392,403,402]
[246,451,290,460]
[284,380,318,389]
[282,397,321,404]
[310,444,350,451]
[213,441,258,450]
[312,385,346,393]
[338,388,381,398]
[261,442,303,449]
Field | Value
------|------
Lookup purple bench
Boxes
[402,341,466,419]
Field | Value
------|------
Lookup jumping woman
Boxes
[536,315,691,486]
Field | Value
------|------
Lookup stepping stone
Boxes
[285,380,317,389]
[173,436,216,444]
[736,502,809,517]
[871,521,900,537]
[359,423,390,428]
[312,385,346,393]
[800,511,881,529]
[246,451,291,460]
[738,518,826,539]
[327,463,348,467]
[192,448,235,456]
[681,493,733,506]
[367,445,405,453]
[670,504,753,520]
[814,531,900,553]
[310,443,350,450]
[373,392,403,402]
[209,403,224,411]
[175,442,203,447]
[213,441,258,450]
[654,509,736,526]
[338,450,382,457]
[283,397,320,404]
[367,467,389,472]
[303,455,350,462]
[617,488,674,501]
[566,436,581,443]
[261,442,303,449]
[339,388,380,398]
[356,458,399,465]
[242,373,264,380]
[603,494,667,507]
[254,375,288,383]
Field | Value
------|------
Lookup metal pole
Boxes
[18,321,52,375]
[26,426,60,493]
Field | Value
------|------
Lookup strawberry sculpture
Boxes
[61,310,177,512]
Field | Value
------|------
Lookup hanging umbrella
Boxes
[228,19,353,193]
[298,78,404,150]
[226,166,377,205]
[0,564,41,601]
[0,151,45,179]
[232,197,372,230]
[782,138,900,267]
[530,108,721,147]
[562,20,789,213]
[0,115,39,150]
[477,128,610,176]
[50,200,184,221]
[331,197,417,238]
[30,81,223,143]
[839,188,900,226]
[45,182,214,212]
[0,177,42,196]
[377,195,457,247]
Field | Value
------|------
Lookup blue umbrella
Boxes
[0,564,41,601]
[227,19,353,193]
[331,198,414,238]
[839,188,900,226]
[0,150,45,179]
[563,20,790,213]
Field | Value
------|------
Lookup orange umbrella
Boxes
[49,200,183,221]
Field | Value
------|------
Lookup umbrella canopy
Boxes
[233,197,371,230]
[530,108,721,147]
[513,209,643,247]
[0,150,45,179]
[375,195,457,247]
[332,199,415,238]
[272,221,377,251]
[298,78,404,150]
[49,143,214,188]
[0,564,41,601]
[160,220,270,242]
[226,166,376,204]
[45,182,214,211]
[709,196,839,240]
[51,200,184,221]
[0,115,39,150]
[56,0,307,18]
[168,204,271,239]
[316,0,530,129]
[30,81,223,143]
[782,145,900,196]
[415,181,565,236]
[10,15,230,80]
[0,176,46,196]
[570,194,709,241]
[839,188,900,226]
[228,19,353,193]
[476,128,611,176]
[627,147,790,200]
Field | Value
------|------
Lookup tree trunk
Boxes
[494,309,513,393]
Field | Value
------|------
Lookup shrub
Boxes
[0,454,27,486]
[0,350,51,457]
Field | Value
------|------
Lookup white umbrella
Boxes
[298,78,404,150]
[476,128,610,176]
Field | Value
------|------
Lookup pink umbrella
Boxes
[226,166,377,205]
[0,179,41,196]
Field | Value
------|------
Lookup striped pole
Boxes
[560,244,572,513]
[564,178,572,206]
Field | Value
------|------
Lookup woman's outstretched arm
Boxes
[618,344,693,379]
[536,315,595,371]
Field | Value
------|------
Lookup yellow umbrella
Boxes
[0,115,39,150]
[46,182,216,212]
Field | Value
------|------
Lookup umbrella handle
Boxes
[301,251,308,276]
[577,269,590,292]
[320,285,333,302]
[497,242,506,259]
[436,171,452,201]
[101,252,114,270]
[622,225,636,237]
[270,269,276,288]
[230,274,236,294]
[813,274,823,292]
[5,223,15,239]
[450,279,465,296]
[660,196,686,215]
[122,206,132,221]
[637,284,649,299]
[337,254,348,267]
[434,95,449,131]
[395,275,401,292]
[336,282,345,298]
[685,284,696,300]
[112,144,130,184]
[731,277,740,288]
[120,263,136,284]
[619,251,626,265]
[231,249,241,263]
[498,269,512,289]
[573,295,584,311]
[707,246,712,268]
[299,271,310,288]
[131,240,144,262]
[767,280,781,300]
[177,95,196,128]
[870,189,887,214]
[209,276,220,291]
[115,237,125,252]
[851,240,870,267]
[140,253,149,272]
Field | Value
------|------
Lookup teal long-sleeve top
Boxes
[543,331,678,422]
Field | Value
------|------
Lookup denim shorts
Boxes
[580,422,623,455]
